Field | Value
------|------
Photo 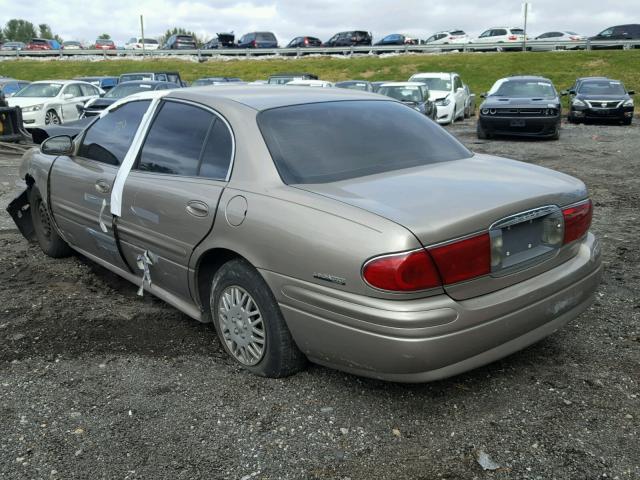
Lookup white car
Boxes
[424,30,470,45]
[531,31,586,51]
[285,80,334,88]
[7,80,103,128]
[124,38,160,50]
[473,27,527,51]
[408,72,468,124]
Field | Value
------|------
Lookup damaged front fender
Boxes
[6,189,34,240]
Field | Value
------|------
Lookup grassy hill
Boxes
[1,50,638,96]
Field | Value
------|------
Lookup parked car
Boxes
[408,72,468,124]
[119,72,185,86]
[377,82,437,120]
[80,81,179,117]
[237,32,278,48]
[335,80,374,92]
[7,80,102,128]
[8,86,601,382]
[565,77,634,125]
[324,31,372,47]
[47,39,61,50]
[477,76,562,139]
[473,27,526,51]
[371,81,394,92]
[268,73,318,85]
[285,36,322,48]
[531,31,586,50]
[163,34,197,50]
[0,78,30,97]
[1,41,26,51]
[424,30,470,45]
[590,24,640,48]
[463,84,476,118]
[125,38,160,50]
[192,77,243,86]
[203,33,236,49]
[62,40,83,50]
[94,39,116,50]
[375,34,417,46]
[74,76,119,92]
[26,38,52,50]
[285,80,333,87]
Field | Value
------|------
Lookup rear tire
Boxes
[623,118,632,125]
[210,258,307,378]
[28,187,72,258]
[550,127,560,140]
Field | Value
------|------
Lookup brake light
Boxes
[569,36,579,41]
[562,200,592,244]
[429,233,491,285]
[508,35,518,41]
[251,40,257,47]
[304,38,309,45]
[363,250,441,291]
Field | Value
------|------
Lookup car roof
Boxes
[411,72,454,78]
[31,80,94,85]
[379,82,426,87]
[502,75,552,82]
[167,85,384,111]
[118,80,173,86]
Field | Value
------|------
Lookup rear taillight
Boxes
[508,35,518,41]
[569,36,579,41]
[429,233,491,285]
[363,250,441,292]
[562,200,592,244]
[304,38,309,45]
[251,40,257,47]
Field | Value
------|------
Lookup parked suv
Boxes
[566,77,635,125]
[125,38,160,50]
[324,31,372,47]
[203,33,236,49]
[164,35,197,50]
[237,32,278,48]
[425,30,470,45]
[26,38,52,50]
[590,24,640,48]
[473,27,526,51]
[408,72,468,124]
[286,36,322,48]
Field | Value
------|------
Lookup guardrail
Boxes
[1,39,639,59]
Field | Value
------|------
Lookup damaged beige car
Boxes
[7,87,602,382]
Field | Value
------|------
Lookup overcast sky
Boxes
[0,0,633,44]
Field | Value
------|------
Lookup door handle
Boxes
[95,180,110,194]
[186,200,209,217]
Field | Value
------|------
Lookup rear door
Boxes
[117,99,234,300]
[49,100,151,268]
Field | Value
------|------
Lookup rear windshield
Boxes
[450,30,466,35]
[105,83,155,98]
[176,36,194,41]
[412,77,451,91]
[511,29,525,34]
[378,85,424,102]
[120,74,153,82]
[142,38,158,44]
[258,100,472,184]
[578,80,626,95]
[489,79,556,98]
[96,39,113,44]
[256,32,276,41]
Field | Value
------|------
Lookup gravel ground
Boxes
[0,119,638,479]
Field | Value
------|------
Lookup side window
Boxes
[138,101,214,176]
[599,28,613,37]
[64,84,83,98]
[493,29,507,36]
[426,35,436,43]
[199,118,234,179]
[77,100,151,166]
[479,30,491,38]
[454,76,463,90]
[79,84,96,96]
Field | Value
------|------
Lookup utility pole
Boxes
[522,2,530,52]
[140,14,145,56]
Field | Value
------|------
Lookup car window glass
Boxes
[426,35,436,43]
[199,118,233,179]
[79,84,96,96]
[138,101,214,176]
[479,30,491,38]
[78,100,151,166]
[64,84,83,97]
[493,29,507,36]
[599,28,613,37]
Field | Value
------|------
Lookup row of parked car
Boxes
[1,70,634,139]
[2,23,639,52]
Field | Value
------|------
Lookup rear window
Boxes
[511,29,525,34]
[176,36,194,41]
[258,100,472,184]
[256,32,276,42]
[450,30,466,35]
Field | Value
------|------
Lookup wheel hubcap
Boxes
[38,201,52,238]
[217,286,265,366]
[45,112,59,125]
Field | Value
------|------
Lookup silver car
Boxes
[8,86,602,382]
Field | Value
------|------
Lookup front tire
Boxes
[28,188,72,258]
[44,109,61,125]
[623,118,632,125]
[477,122,490,139]
[210,259,306,378]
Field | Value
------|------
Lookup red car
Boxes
[94,39,116,50]
[26,38,52,50]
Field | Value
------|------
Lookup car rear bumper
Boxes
[263,233,601,382]
[479,115,560,137]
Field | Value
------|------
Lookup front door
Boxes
[116,99,234,301]
[49,99,152,268]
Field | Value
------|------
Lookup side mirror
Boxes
[480,93,487,99]
[628,90,635,95]
[569,89,576,95]
[41,135,74,156]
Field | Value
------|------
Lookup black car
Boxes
[590,24,640,48]
[203,33,236,49]
[376,82,437,121]
[477,76,562,140]
[335,80,374,92]
[74,76,119,92]
[79,81,179,117]
[237,32,278,49]
[267,73,318,85]
[192,77,243,86]
[286,36,322,48]
[566,77,635,125]
[324,31,372,47]
[164,34,197,50]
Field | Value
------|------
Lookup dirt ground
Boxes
[0,119,638,480]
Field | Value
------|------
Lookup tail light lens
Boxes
[363,250,441,291]
[429,233,491,284]
[251,40,257,47]
[569,36,579,41]
[562,200,592,244]
[508,35,518,40]
[304,38,309,45]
